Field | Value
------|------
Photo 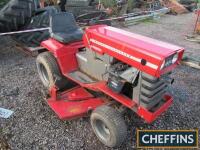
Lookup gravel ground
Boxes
[0,13,200,149]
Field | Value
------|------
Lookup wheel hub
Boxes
[95,119,111,142]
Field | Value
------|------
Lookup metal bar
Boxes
[77,7,169,26]
[125,13,154,21]
[0,8,169,36]
[0,27,50,36]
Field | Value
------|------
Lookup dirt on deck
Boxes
[0,13,200,150]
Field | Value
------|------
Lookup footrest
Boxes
[68,70,96,84]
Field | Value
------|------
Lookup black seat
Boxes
[50,12,83,44]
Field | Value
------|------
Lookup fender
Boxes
[41,38,84,74]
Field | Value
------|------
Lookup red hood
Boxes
[93,26,183,59]
[84,25,184,77]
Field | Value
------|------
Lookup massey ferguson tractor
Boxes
[36,12,184,147]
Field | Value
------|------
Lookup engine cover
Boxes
[83,25,184,77]
[76,48,113,81]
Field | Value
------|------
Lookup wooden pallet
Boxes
[14,41,45,57]
[181,54,200,70]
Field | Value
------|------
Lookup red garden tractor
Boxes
[36,12,184,147]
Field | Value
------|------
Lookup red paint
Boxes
[84,25,184,77]
[58,86,94,101]
[95,82,136,109]
[48,86,105,120]
[137,95,173,123]
[41,38,84,74]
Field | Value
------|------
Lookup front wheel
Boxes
[90,105,127,148]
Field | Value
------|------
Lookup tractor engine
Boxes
[76,49,172,110]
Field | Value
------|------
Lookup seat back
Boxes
[50,12,78,33]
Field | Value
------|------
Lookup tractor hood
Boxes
[83,25,184,77]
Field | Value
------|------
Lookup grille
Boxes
[139,73,168,110]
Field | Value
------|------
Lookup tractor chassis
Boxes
[47,81,173,123]
[39,37,174,123]
[35,22,184,147]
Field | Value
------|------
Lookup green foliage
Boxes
[127,0,135,11]
[100,0,117,8]
[99,0,135,9]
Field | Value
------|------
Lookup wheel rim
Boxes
[39,63,49,85]
[94,119,111,142]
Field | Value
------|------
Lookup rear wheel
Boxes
[12,6,60,47]
[90,105,127,148]
[36,51,73,90]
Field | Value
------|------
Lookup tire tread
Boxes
[91,105,127,147]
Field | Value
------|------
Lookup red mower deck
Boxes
[48,86,105,120]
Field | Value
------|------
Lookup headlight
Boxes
[160,53,178,70]
[172,53,178,64]
[160,60,165,70]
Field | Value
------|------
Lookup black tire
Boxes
[36,51,72,90]
[179,0,195,5]
[90,105,127,148]
[0,0,38,32]
[13,6,60,47]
